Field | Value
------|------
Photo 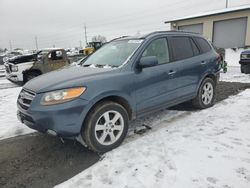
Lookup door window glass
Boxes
[194,37,211,53]
[169,37,194,61]
[48,50,63,60]
[142,38,170,64]
[190,38,200,56]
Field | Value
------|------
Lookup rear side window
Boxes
[194,37,211,53]
[169,37,194,61]
[190,39,200,56]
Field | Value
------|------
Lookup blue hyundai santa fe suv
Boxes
[17,31,220,152]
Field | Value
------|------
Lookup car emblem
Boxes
[19,92,26,100]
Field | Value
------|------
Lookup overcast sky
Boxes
[0,0,249,50]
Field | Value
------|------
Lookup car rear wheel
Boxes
[192,78,215,109]
[82,101,129,153]
[241,66,244,73]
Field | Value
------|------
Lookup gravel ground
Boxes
[0,81,250,188]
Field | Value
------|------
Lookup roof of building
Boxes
[164,4,250,23]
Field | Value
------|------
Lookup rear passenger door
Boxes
[168,36,207,98]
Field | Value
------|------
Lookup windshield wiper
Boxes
[83,64,104,68]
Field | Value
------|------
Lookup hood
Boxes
[8,54,37,64]
[24,66,119,93]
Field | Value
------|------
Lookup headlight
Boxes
[11,65,18,72]
[241,54,248,59]
[41,87,86,105]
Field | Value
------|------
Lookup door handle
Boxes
[201,61,208,65]
[168,70,176,75]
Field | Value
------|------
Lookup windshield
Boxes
[83,39,143,67]
[37,50,49,59]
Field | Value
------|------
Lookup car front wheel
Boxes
[82,101,129,153]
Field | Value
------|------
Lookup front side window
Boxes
[169,36,194,61]
[83,39,143,67]
[142,38,170,64]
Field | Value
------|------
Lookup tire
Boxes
[24,71,40,83]
[192,78,216,109]
[241,66,244,73]
[82,101,129,153]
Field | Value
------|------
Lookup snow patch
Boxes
[0,87,35,140]
[220,66,250,83]
[57,89,250,188]
[225,48,250,67]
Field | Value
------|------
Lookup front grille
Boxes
[18,89,36,110]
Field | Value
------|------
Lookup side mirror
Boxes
[139,56,158,68]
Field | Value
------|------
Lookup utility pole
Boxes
[35,36,38,50]
[226,0,228,8]
[9,40,12,51]
[84,24,88,45]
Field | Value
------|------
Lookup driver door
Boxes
[45,50,66,73]
[134,38,178,115]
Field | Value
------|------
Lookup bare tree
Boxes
[92,35,107,43]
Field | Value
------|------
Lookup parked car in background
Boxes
[5,48,70,84]
[239,50,250,74]
[17,31,220,152]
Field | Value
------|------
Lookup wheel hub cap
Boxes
[202,82,214,105]
[94,110,124,146]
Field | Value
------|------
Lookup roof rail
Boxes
[142,30,201,38]
[108,36,130,42]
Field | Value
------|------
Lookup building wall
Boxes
[170,10,250,46]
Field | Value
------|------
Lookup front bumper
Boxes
[239,59,250,65]
[17,93,91,138]
[6,72,24,83]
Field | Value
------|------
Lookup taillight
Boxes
[216,54,222,65]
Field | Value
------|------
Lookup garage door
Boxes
[178,24,203,34]
[213,17,247,48]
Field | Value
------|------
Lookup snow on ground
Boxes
[220,66,250,83]
[0,77,20,89]
[0,65,5,77]
[225,48,250,67]
[0,87,35,140]
[57,89,250,188]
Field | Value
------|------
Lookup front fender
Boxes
[78,90,136,130]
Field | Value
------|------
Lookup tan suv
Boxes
[5,48,70,84]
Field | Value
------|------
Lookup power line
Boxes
[35,36,38,50]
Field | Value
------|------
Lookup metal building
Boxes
[164,5,250,48]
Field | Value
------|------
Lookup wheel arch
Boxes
[23,69,43,82]
[87,95,134,121]
[196,72,218,94]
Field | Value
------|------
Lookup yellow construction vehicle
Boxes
[82,42,104,56]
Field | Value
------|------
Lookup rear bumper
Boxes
[17,96,91,138]
[215,70,220,84]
